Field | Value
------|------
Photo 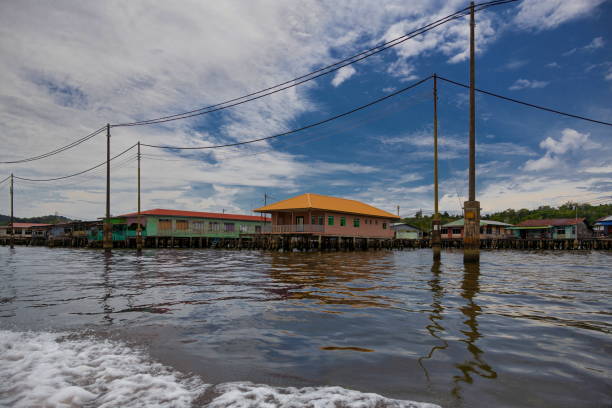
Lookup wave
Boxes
[0,330,439,408]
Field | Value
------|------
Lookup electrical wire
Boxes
[437,75,612,126]
[14,143,137,182]
[0,0,516,166]
[0,126,107,164]
[114,0,516,127]
[142,89,432,164]
[0,175,10,185]
[142,75,432,149]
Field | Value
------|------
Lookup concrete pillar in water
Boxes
[463,201,480,263]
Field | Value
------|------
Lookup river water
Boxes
[0,247,610,407]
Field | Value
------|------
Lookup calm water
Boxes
[0,247,610,407]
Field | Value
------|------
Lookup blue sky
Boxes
[0,0,610,219]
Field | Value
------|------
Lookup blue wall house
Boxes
[594,216,612,237]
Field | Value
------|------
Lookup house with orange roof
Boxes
[254,193,400,239]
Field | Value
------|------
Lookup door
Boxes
[296,216,304,232]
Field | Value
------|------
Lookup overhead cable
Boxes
[0,126,107,164]
[142,75,432,149]
[437,76,612,126]
[114,0,517,127]
[14,143,137,182]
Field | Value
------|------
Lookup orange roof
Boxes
[254,193,400,219]
[118,208,268,222]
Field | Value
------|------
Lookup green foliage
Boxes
[483,202,611,226]
[401,202,611,231]
[0,214,73,226]
[401,214,461,232]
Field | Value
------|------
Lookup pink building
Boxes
[254,193,399,239]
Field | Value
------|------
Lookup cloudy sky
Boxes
[0,0,610,219]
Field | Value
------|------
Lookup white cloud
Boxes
[539,128,597,154]
[584,36,605,50]
[509,78,549,90]
[514,0,605,31]
[523,128,599,172]
[331,65,357,87]
[546,62,560,68]
[523,152,560,171]
[500,59,528,70]
[478,174,611,212]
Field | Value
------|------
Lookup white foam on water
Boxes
[208,382,440,408]
[0,330,207,408]
[0,330,440,408]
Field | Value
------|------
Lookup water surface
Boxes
[1,247,610,407]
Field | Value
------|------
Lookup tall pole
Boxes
[136,141,143,251]
[103,123,112,252]
[463,1,480,263]
[432,74,441,261]
[9,173,14,249]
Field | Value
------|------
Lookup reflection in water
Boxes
[102,252,114,325]
[452,262,497,400]
[418,261,448,383]
[2,247,611,408]
[266,251,398,310]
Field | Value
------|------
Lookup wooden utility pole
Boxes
[9,173,14,249]
[432,74,441,261]
[463,2,480,263]
[103,123,112,252]
[136,141,143,252]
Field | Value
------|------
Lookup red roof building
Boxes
[118,208,266,223]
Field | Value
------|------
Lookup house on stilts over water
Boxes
[254,193,400,250]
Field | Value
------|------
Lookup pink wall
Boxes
[269,210,395,238]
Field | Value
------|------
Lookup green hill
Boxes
[0,214,73,226]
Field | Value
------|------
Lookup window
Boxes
[209,222,220,232]
[159,219,172,230]
[240,224,249,233]
[255,225,262,233]
[452,228,461,234]
[192,221,204,232]
[224,223,235,232]
[486,226,492,234]
[328,216,334,226]
[176,220,188,231]
[375,220,378,225]
[25,230,32,235]
[311,216,316,225]
[441,228,448,234]
[354,218,360,227]
[340,217,346,226]
[318,216,324,225]
[383,223,387,229]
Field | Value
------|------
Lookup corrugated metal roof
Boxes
[595,215,612,223]
[118,209,268,222]
[254,193,400,219]
[518,218,585,227]
[1,223,51,228]
[442,219,513,227]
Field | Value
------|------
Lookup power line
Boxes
[437,75,612,126]
[141,89,431,163]
[114,0,516,127]
[142,75,433,149]
[14,143,137,182]
[0,0,516,166]
[0,126,106,164]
